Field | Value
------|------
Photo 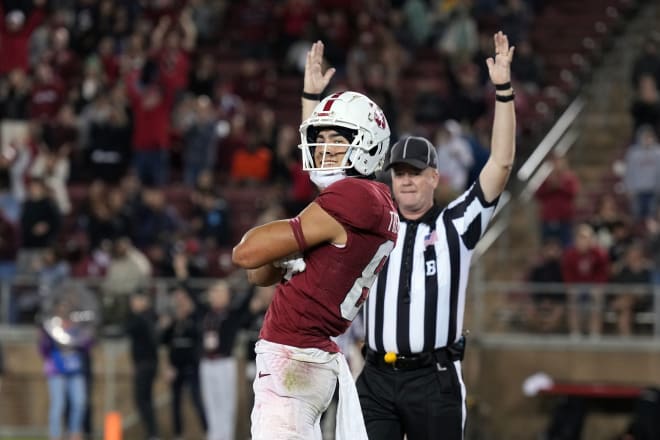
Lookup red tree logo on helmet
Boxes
[373,110,386,129]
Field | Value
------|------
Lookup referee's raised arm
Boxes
[480,31,517,203]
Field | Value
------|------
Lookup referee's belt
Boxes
[365,338,465,371]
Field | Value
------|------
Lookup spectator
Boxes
[231,0,275,58]
[562,223,610,337]
[0,142,22,222]
[131,186,180,249]
[70,0,107,57]
[215,107,248,177]
[36,247,71,300]
[590,194,629,252]
[275,0,314,57]
[95,36,120,86]
[5,124,34,203]
[85,197,119,251]
[200,281,252,440]
[42,104,79,154]
[189,0,222,45]
[190,190,231,248]
[39,295,92,440]
[101,237,151,324]
[511,39,544,92]
[525,239,565,333]
[106,187,132,239]
[188,52,217,98]
[630,74,660,135]
[402,0,432,47]
[20,178,61,249]
[609,220,635,273]
[30,145,71,215]
[434,119,475,192]
[255,105,277,149]
[0,213,18,284]
[229,133,273,184]
[497,0,533,45]
[180,95,219,186]
[234,59,278,105]
[438,4,479,60]
[85,93,132,184]
[160,288,207,440]
[29,62,66,121]
[609,243,652,336]
[150,10,196,96]
[0,68,31,120]
[157,242,206,289]
[623,125,660,222]
[412,77,450,124]
[535,154,580,247]
[449,61,488,125]
[46,27,81,91]
[632,38,660,89]
[0,1,47,75]
[126,292,160,440]
[124,59,176,186]
[645,207,660,286]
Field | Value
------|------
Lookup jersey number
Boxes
[339,240,394,321]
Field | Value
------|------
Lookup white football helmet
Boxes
[299,91,391,176]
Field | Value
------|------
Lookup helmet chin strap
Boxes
[309,169,347,190]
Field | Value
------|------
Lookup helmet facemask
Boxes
[301,125,358,171]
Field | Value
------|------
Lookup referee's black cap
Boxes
[384,136,438,171]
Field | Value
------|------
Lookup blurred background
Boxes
[0,0,659,439]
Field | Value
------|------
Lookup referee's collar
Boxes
[399,204,442,226]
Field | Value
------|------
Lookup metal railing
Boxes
[468,279,660,346]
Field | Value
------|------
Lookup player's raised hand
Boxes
[304,41,336,95]
[486,31,515,86]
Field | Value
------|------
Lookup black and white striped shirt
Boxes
[364,181,498,354]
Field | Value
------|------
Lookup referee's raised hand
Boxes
[486,31,515,85]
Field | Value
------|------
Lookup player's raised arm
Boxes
[301,41,336,122]
[479,31,517,203]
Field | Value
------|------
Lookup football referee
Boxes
[356,31,517,440]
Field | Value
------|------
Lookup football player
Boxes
[232,46,398,440]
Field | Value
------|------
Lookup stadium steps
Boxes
[569,0,659,198]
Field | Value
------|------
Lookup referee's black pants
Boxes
[356,356,465,440]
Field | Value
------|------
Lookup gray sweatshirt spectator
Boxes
[623,125,660,221]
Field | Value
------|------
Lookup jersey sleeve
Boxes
[315,179,380,231]
[443,180,499,250]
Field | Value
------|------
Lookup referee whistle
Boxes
[384,352,397,364]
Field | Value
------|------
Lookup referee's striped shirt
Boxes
[364,181,498,354]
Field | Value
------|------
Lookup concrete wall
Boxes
[3,337,659,439]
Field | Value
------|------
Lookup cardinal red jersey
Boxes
[260,177,398,352]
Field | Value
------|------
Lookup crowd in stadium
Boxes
[0,0,545,321]
[0,0,656,335]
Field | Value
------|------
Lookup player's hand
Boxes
[273,255,306,281]
[304,41,336,95]
[486,31,515,86]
